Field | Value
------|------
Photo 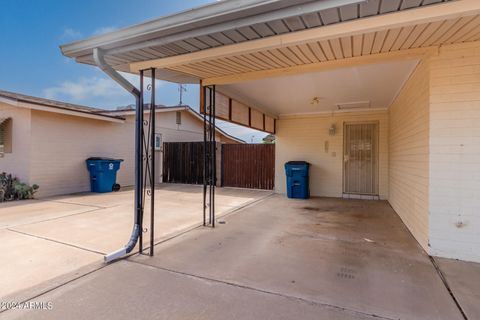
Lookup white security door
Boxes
[343,123,379,195]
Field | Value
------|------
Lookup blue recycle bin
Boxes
[86,157,123,193]
[285,161,310,199]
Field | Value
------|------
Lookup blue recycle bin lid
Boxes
[86,157,123,162]
[285,161,309,166]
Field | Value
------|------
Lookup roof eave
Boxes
[104,106,245,143]
[60,0,294,58]
[0,96,125,123]
[60,0,365,59]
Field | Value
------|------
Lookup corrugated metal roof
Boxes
[60,0,450,83]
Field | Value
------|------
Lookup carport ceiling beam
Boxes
[201,47,437,86]
[130,0,480,72]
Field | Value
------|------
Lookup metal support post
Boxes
[203,85,207,227]
[149,68,156,256]
[139,70,145,253]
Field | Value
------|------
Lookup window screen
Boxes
[0,118,12,155]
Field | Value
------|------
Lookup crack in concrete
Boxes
[44,199,109,209]
[127,259,395,320]
[0,263,109,315]
[2,207,103,230]
[429,256,468,320]
[6,228,105,255]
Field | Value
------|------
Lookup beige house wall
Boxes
[0,103,32,184]
[388,60,431,251]
[428,42,480,262]
[275,111,388,199]
[29,111,134,197]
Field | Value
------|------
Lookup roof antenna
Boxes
[178,84,187,105]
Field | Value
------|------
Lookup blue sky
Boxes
[0,0,266,142]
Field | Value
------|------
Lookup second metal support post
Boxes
[203,85,216,228]
[149,68,155,256]
[138,70,145,253]
[138,68,156,256]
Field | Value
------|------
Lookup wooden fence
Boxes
[222,144,275,190]
[162,142,205,185]
[163,142,275,190]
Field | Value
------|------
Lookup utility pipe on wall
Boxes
[93,48,143,263]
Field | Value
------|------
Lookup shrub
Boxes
[0,172,39,202]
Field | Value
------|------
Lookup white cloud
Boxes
[61,28,82,40]
[93,26,117,35]
[42,72,166,108]
[44,76,127,102]
[216,120,266,143]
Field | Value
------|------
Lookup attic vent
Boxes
[335,101,371,110]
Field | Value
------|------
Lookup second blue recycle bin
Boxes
[86,157,123,193]
[285,161,310,199]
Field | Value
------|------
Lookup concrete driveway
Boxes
[0,184,270,300]
[2,195,478,320]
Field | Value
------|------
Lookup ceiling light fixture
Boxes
[310,96,322,105]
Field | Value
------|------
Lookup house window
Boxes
[155,133,162,151]
[176,111,181,125]
[0,118,12,155]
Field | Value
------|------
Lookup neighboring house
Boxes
[0,90,242,197]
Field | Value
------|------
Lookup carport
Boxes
[61,0,480,264]
[0,0,472,319]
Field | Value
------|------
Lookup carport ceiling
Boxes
[60,0,455,84]
[218,59,419,116]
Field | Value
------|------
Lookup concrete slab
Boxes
[44,187,137,208]
[435,257,480,319]
[0,229,100,299]
[1,260,381,320]
[0,200,97,229]
[0,185,268,299]
[2,192,473,320]
[132,196,463,320]
[47,184,262,209]
[9,185,268,254]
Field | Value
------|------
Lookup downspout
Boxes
[93,48,143,263]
